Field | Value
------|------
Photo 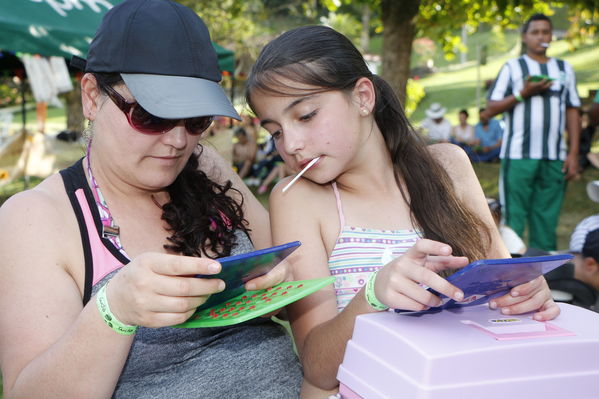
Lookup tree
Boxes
[325,0,599,103]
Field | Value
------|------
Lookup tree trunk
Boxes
[64,78,84,132]
[380,0,420,104]
[360,4,370,52]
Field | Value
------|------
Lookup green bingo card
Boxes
[176,277,335,328]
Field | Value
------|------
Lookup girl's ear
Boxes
[81,73,101,121]
[353,77,376,115]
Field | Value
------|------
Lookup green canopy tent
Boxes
[0,0,236,130]
[0,0,235,69]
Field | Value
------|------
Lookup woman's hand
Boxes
[373,239,469,311]
[489,276,560,321]
[105,253,225,328]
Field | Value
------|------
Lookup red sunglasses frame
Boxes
[102,84,213,135]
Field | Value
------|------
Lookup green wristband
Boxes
[364,270,388,311]
[96,283,138,335]
[514,91,524,102]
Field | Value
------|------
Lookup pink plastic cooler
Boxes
[337,303,599,399]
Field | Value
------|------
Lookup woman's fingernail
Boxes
[454,291,464,301]
[209,263,220,273]
[218,281,226,291]
[511,290,519,297]
[501,307,511,315]
[534,314,543,321]
[489,301,497,309]
[246,283,256,291]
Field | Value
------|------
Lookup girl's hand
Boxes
[244,258,290,291]
[489,276,560,321]
[106,253,225,328]
[374,239,469,311]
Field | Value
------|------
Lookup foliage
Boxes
[0,77,22,107]
[405,78,426,117]
[177,0,271,74]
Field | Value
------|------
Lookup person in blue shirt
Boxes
[473,107,503,162]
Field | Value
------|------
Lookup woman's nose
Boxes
[162,124,189,148]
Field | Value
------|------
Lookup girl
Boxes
[246,25,559,395]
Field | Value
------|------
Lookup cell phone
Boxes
[195,241,301,310]
[529,74,555,82]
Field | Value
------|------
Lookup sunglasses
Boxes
[102,84,213,135]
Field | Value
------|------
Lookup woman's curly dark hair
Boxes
[92,72,249,258]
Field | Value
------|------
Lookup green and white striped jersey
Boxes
[488,54,580,161]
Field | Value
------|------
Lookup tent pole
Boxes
[20,75,26,133]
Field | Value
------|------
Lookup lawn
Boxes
[410,39,599,126]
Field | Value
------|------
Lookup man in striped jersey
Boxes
[485,13,581,251]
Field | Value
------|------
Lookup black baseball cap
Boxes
[582,228,599,262]
[72,0,239,120]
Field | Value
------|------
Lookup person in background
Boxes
[0,1,302,398]
[450,109,476,156]
[472,108,503,162]
[232,126,257,179]
[484,13,581,251]
[420,102,452,143]
[545,225,599,312]
[487,197,526,256]
[584,92,599,169]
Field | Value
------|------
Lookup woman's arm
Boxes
[0,186,131,398]
[0,179,225,398]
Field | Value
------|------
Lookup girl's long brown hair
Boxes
[246,26,491,264]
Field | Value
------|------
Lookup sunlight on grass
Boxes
[412,39,599,125]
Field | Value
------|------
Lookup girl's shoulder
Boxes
[427,143,477,188]
[269,175,333,211]
[428,142,470,168]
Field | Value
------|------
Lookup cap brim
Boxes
[121,74,240,120]
[587,181,599,203]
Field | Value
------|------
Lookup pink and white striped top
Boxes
[328,182,421,311]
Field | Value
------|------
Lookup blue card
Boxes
[195,241,301,310]
[395,254,573,314]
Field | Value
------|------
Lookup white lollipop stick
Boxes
[282,157,320,193]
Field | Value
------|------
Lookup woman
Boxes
[0,1,301,398]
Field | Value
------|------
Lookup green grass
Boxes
[472,162,599,250]
[411,39,599,126]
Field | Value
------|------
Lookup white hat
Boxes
[425,102,447,119]
[586,181,599,203]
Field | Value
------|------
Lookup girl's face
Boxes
[91,83,201,191]
[459,112,468,125]
[251,82,368,185]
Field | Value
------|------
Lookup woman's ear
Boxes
[353,77,376,115]
[81,73,101,121]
